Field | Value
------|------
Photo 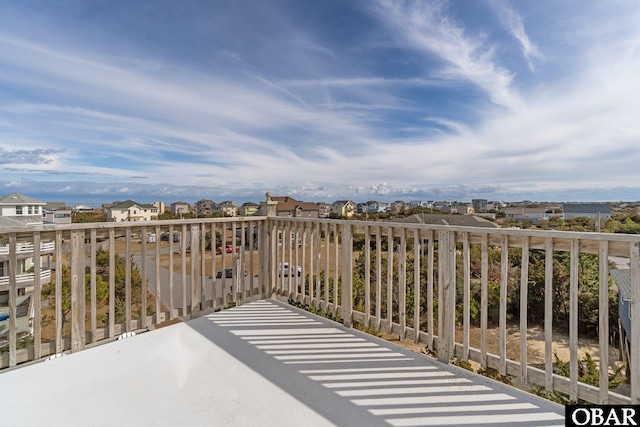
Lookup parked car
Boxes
[217,245,240,254]
[216,268,248,279]
[278,262,302,277]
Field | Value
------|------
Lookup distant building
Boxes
[331,200,356,218]
[153,202,166,215]
[272,197,319,218]
[562,203,611,220]
[215,201,238,217]
[472,199,488,212]
[0,192,46,226]
[74,204,95,214]
[108,200,159,222]
[170,201,190,216]
[503,207,549,221]
[317,202,331,218]
[195,199,215,217]
[238,202,259,216]
[43,207,72,225]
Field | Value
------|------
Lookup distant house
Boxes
[108,200,158,222]
[272,197,319,218]
[391,213,499,229]
[215,201,238,217]
[317,202,331,218]
[562,203,612,220]
[0,192,46,226]
[331,200,356,218]
[389,201,409,214]
[74,204,95,214]
[503,207,549,221]
[43,207,72,225]
[195,199,216,217]
[238,202,259,217]
[472,199,488,212]
[170,201,190,216]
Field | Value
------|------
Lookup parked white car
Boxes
[278,262,302,277]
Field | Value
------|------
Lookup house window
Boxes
[16,206,22,215]
[28,206,33,214]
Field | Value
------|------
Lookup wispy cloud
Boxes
[0,148,64,165]
[489,0,542,71]
[372,0,522,110]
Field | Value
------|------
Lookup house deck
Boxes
[0,299,565,426]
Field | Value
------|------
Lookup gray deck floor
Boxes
[0,299,565,426]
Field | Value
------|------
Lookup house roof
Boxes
[110,200,156,210]
[562,203,611,214]
[610,269,631,300]
[391,213,499,228]
[0,192,46,205]
[0,216,25,228]
[503,207,548,215]
[275,199,319,212]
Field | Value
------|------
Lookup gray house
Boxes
[562,203,611,220]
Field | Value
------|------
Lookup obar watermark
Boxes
[566,405,640,427]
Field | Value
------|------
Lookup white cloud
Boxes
[489,0,542,71]
[372,0,522,110]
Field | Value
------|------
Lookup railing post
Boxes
[71,230,86,353]
[260,194,277,298]
[438,230,455,363]
[190,224,200,317]
[341,223,353,328]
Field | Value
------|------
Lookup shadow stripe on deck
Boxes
[206,299,565,427]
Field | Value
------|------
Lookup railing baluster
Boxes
[71,230,85,352]
[570,238,580,402]
[33,231,42,359]
[181,224,187,315]
[520,235,529,383]
[333,223,339,315]
[168,225,175,319]
[309,223,316,307]
[212,223,218,308]
[201,223,207,307]
[427,230,434,351]
[190,224,200,316]
[599,240,609,404]
[499,234,508,375]
[544,237,554,392]
[8,233,17,367]
[375,227,382,330]
[630,241,640,404]
[90,228,97,343]
[125,228,132,331]
[399,228,406,340]
[221,223,227,307]
[302,222,307,301]
[55,230,64,353]
[286,222,292,298]
[108,229,115,339]
[141,226,148,328]
[155,225,161,321]
[341,223,353,328]
[324,222,330,311]
[481,233,488,368]
[315,222,321,307]
[387,226,393,334]
[413,229,420,344]
[364,225,371,328]
[463,232,470,360]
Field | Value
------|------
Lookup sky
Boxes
[1,0,640,206]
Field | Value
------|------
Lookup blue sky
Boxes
[1,0,640,205]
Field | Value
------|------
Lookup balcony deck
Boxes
[0,299,564,426]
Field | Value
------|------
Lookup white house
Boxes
[0,192,46,226]
[107,200,159,222]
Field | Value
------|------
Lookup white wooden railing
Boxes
[1,215,639,405]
